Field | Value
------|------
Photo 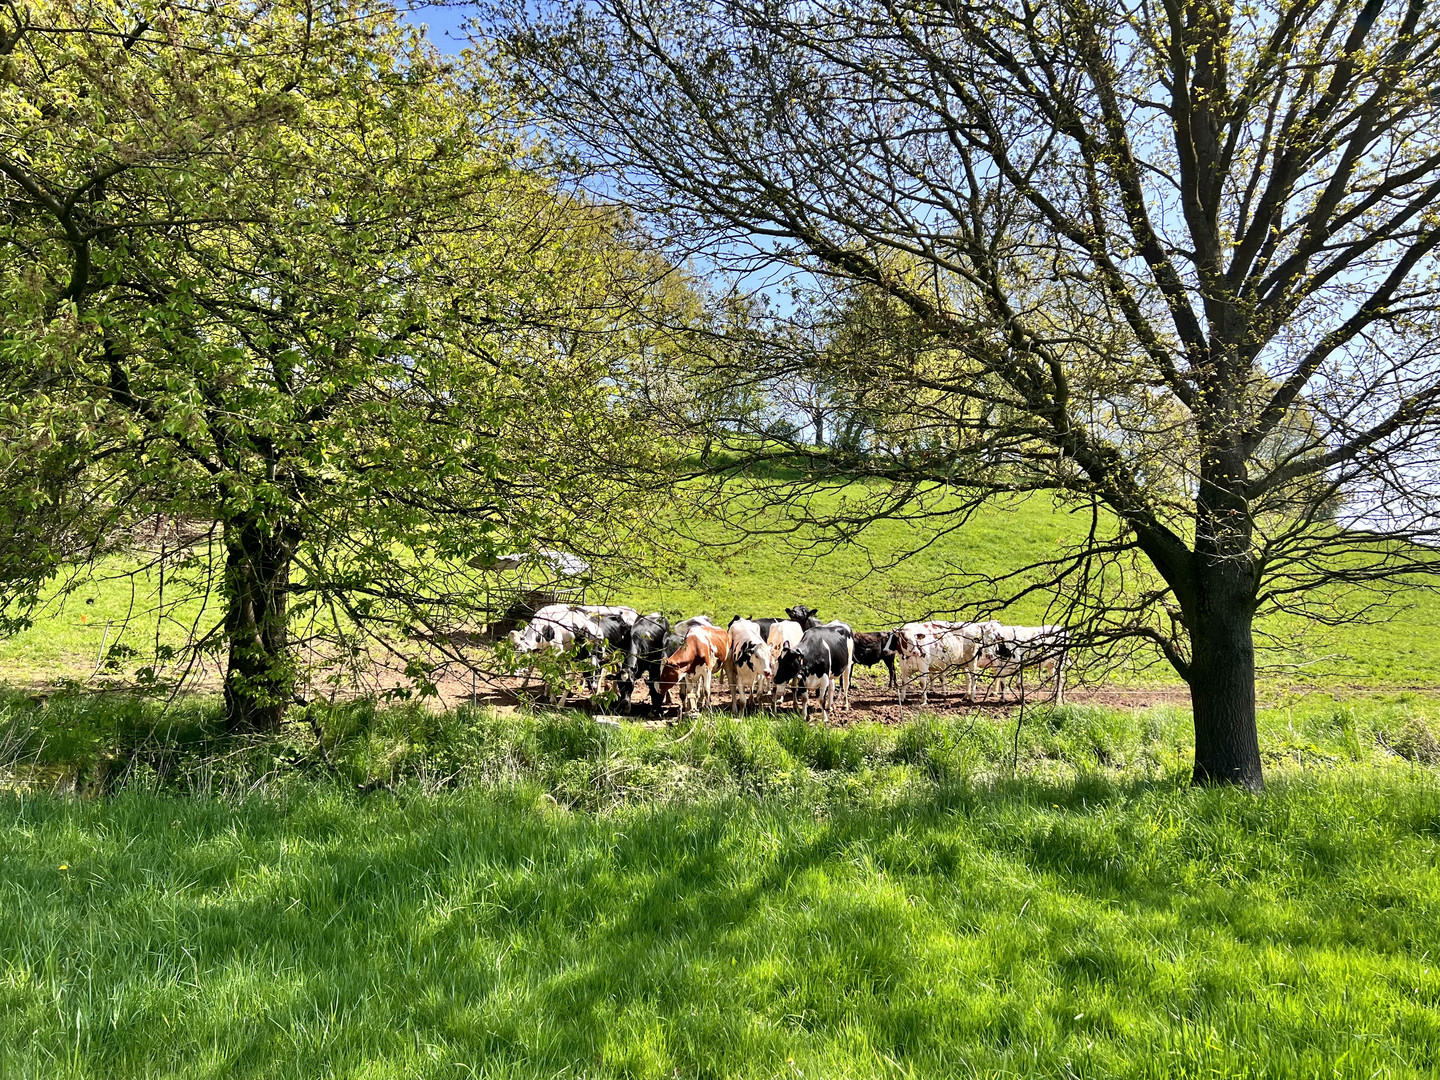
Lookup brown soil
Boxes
[422,663,1197,724]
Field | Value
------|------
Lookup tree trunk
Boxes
[1186,557,1264,790]
[222,515,297,734]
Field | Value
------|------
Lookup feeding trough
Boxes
[469,549,593,639]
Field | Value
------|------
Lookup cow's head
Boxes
[754,641,774,680]
[657,662,681,701]
[895,631,924,658]
[785,605,817,626]
[773,642,803,686]
[880,630,901,657]
[736,640,774,679]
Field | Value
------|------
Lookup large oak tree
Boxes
[498,0,1440,787]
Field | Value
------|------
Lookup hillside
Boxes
[4,492,1440,689]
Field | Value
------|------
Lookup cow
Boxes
[507,604,592,655]
[764,620,805,708]
[659,624,731,715]
[727,618,774,713]
[506,605,641,703]
[785,604,821,630]
[614,613,671,713]
[977,624,1070,703]
[508,605,640,654]
[894,621,990,706]
[852,630,900,689]
[504,604,607,705]
[773,624,854,722]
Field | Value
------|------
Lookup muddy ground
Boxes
[419,661,1221,725]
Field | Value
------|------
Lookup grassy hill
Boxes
[4,490,1440,689]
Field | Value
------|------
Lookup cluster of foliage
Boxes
[0,0,692,729]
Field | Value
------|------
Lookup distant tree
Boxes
[499,0,1440,787]
[0,0,681,729]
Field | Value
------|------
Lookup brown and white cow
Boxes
[659,624,732,715]
[976,624,1069,704]
[894,621,992,705]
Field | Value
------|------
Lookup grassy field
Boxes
[3,692,1440,1078]
[6,492,1440,689]
[6,488,1440,1078]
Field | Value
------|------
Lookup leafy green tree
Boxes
[1,0,675,729]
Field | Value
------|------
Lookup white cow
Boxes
[507,604,594,654]
[977,624,1069,703]
[764,620,804,709]
[894,621,989,706]
[506,605,639,702]
[727,618,774,713]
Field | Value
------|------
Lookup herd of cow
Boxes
[506,602,1069,720]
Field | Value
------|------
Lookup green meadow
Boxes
[6,493,1440,689]
[6,492,1440,1079]
[2,691,1440,1079]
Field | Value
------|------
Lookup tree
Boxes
[0,0,679,729]
[498,0,1440,787]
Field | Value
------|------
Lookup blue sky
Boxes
[399,2,472,53]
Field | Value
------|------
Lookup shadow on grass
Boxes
[4,770,1440,1078]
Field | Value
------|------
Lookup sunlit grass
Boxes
[8,489,1439,689]
[2,690,1438,1077]
[2,754,1438,1078]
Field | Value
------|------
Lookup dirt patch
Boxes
[419,664,1198,725]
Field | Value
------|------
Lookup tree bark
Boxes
[1187,443,1265,789]
[1187,565,1264,790]
[222,515,297,734]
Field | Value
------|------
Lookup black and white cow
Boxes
[773,623,854,722]
[614,613,671,713]
[784,604,822,630]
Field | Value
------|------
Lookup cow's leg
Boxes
[885,656,896,690]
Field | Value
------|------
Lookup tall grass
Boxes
[2,692,1440,1076]
[3,767,1439,1077]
